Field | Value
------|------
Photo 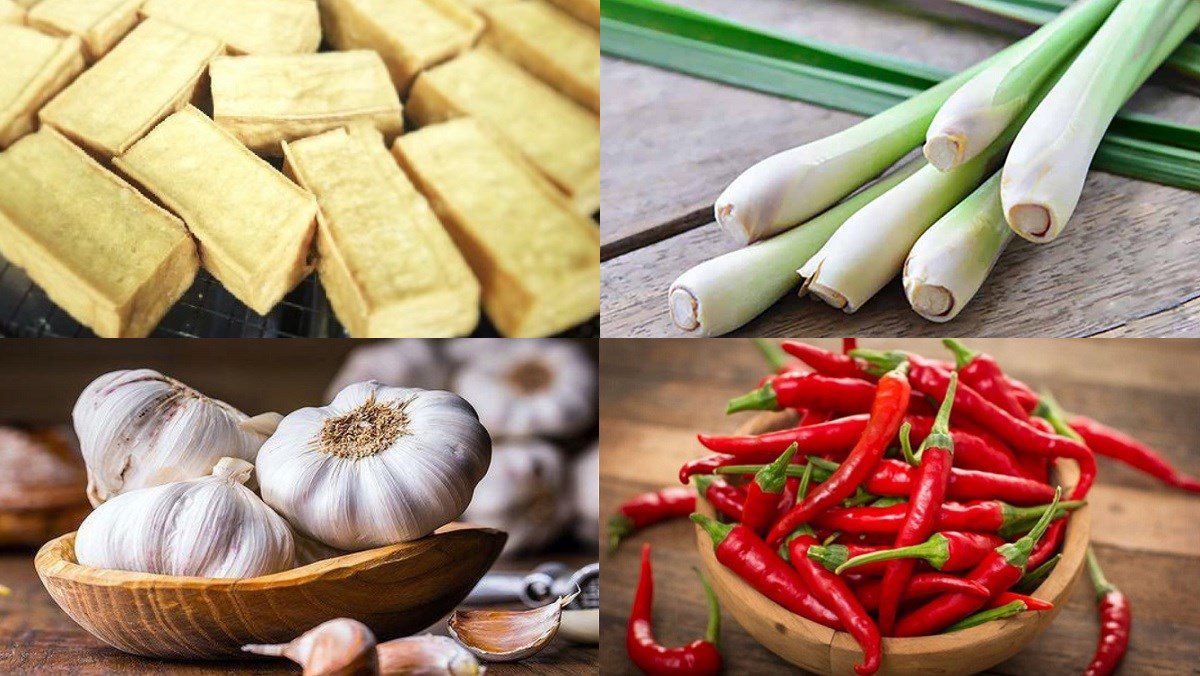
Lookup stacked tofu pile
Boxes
[0,0,600,337]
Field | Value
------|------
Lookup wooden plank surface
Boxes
[598,338,1200,674]
[599,0,1200,337]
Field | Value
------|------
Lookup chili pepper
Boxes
[1014,553,1060,594]
[1083,547,1130,676]
[1026,392,1092,570]
[753,338,803,375]
[767,363,912,545]
[608,487,696,552]
[989,591,1053,611]
[726,373,885,415]
[626,544,722,676]
[843,338,858,354]
[692,475,745,522]
[943,339,1029,420]
[691,514,841,629]
[943,600,1027,632]
[828,531,1005,575]
[778,476,801,513]
[782,340,869,379]
[892,488,1062,637]
[698,414,869,457]
[742,445,797,535]
[811,499,1081,538]
[797,408,834,426]
[907,417,1029,479]
[869,496,907,508]
[1070,415,1200,492]
[853,573,991,611]
[808,457,1055,506]
[679,454,739,484]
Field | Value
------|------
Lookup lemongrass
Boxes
[903,171,1011,321]
[669,160,923,335]
[924,0,1119,171]
[1002,0,1200,243]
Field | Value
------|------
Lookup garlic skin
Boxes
[453,340,596,438]
[447,594,576,663]
[73,369,266,506]
[571,443,599,547]
[326,340,450,401]
[256,382,491,551]
[377,635,484,675]
[74,457,295,578]
[244,618,378,676]
[463,439,570,557]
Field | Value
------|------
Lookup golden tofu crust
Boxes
[0,26,84,149]
[140,0,321,56]
[26,0,144,61]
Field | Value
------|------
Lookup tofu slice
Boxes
[210,50,404,156]
[319,0,482,92]
[0,26,84,149]
[1,0,25,24]
[26,0,143,61]
[282,125,480,337]
[545,0,597,28]
[114,106,318,315]
[0,128,198,338]
[140,0,321,56]
[38,18,223,157]
[407,48,598,215]
[392,119,598,337]
[481,0,599,113]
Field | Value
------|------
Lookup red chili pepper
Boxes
[627,544,722,676]
[691,514,841,629]
[727,372,886,415]
[988,591,1053,612]
[767,363,912,545]
[742,445,797,535]
[698,414,867,458]
[809,457,1055,506]
[852,573,990,611]
[679,454,740,484]
[811,498,1082,537]
[843,338,858,354]
[1083,547,1130,676]
[943,339,1029,420]
[608,487,696,552]
[797,408,834,426]
[1070,415,1200,493]
[893,488,1062,637]
[823,531,1004,576]
[906,417,1029,479]
[778,476,800,513]
[692,475,745,522]
[782,340,870,379]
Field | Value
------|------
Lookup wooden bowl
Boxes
[695,410,1090,676]
[35,523,506,659]
[0,427,90,547]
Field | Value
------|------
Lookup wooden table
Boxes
[599,339,1200,674]
[600,0,1200,337]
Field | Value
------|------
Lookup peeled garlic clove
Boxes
[558,609,599,645]
[244,618,378,676]
[447,594,576,662]
[377,635,484,675]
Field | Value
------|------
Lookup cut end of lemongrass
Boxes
[908,282,956,322]
[924,134,965,172]
[668,285,702,332]
[1007,203,1055,242]
[713,200,754,245]
[806,283,851,312]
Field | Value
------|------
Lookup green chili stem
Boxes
[693,566,722,646]
[726,382,778,414]
[834,532,950,574]
[945,600,1027,632]
[690,513,733,548]
[756,443,798,492]
[1015,554,1062,593]
[941,338,978,370]
[1085,546,1117,598]
[1033,390,1086,443]
[753,339,791,372]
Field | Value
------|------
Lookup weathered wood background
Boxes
[599,0,1200,337]
[599,338,1200,673]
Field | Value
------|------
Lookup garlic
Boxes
[74,457,295,578]
[256,382,491,551]
[571,442,599,547]
[463,439,570,557]
[73,369,267,506]
[559,608,599,645]
[326,340,451,401]
[377,635,484,675]
[244,618,378,676]
[452,340,596,438]
[447,594,576,662]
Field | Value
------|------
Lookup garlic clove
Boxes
[243,618,378,676]
[558,609,599,645]
[377,635,485,675]
[241,412,285,438]
[446,593,576,663]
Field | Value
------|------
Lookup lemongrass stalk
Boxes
[1002,0,1200,243]
[670,160,923,335]
[924,0,1119,172]
[903,171,1011,321]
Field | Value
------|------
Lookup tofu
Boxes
[0,129,198,338]
[319,0,482,91]
[1,0,25,24]
[0,26,84,149]
[26,0,143,61]
[407,48,599,215]
[210,50,404,156]
[481,0,599,113]
[545,0,597,28]
[392,119,598,337]
[114,106,318,315]
[282,125,480,337]
[38,18,223,157]
[140,0,321,56]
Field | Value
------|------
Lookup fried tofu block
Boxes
[140,0,321,56]
[26,0,143,61]
[38,19,223,157]
[114,106,318,315]
[319,0,482,92]
[545,0,597,28]
[481,0,599,112]
[0,26,84,149]
[0,129,198,337]
[12,0,40,7]
[211,50,404,156]
[408,48,598,215]
[1,0,25,24]
[282,125,480,337]
[392,119,598,337]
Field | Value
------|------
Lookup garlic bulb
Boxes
[463,439,570,556]
[571,442,599,547]
[73,369,266,506]
[256,382,491,551]
[452,340,596,438]
[326,340,450,401]
[74,457,295,578]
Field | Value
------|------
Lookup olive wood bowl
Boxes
[36,522,506,659]
[695,410,1090,676]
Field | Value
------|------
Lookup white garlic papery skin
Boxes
[571,442,599,547]
[463,439,570,556]
[74,457,295,578]
[73,369,266,506]
[452,340,596,438]
[256,382,492,551]
[325,339,450,402]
